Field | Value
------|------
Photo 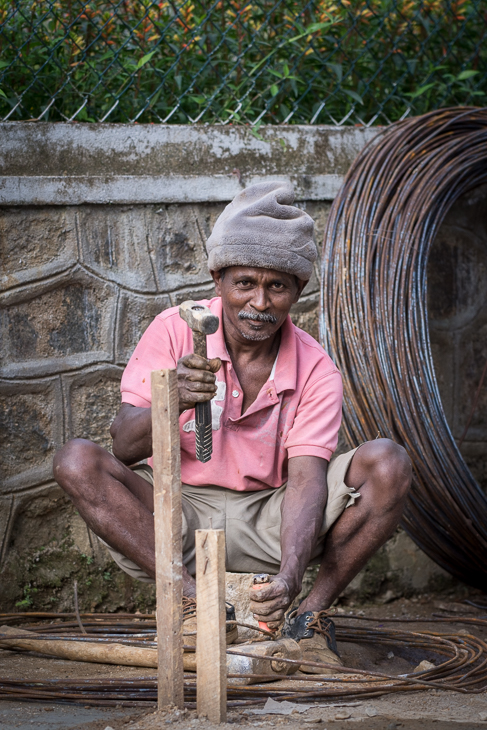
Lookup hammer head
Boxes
[179,300,219,335]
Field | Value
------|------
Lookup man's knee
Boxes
[357,439,412,499]
[53,438,107,499]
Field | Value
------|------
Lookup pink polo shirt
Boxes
[120,297,342,492]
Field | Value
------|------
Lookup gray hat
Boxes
[206,181,317,280]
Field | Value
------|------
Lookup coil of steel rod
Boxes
[1,613,487,706]
[320,107,487,590]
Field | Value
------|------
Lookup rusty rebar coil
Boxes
[320,107,487,590]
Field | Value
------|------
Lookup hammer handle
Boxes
[193,331,212,463]
[193,331,207,359]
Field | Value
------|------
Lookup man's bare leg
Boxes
[53,438,197,598]
[298,439,412,614]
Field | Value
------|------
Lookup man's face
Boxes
[211,266,306,342]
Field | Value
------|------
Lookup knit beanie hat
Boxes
[206,181,317,280]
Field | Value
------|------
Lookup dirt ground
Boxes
[1,595,487,730]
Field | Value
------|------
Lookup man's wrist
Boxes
[277,571,301,602]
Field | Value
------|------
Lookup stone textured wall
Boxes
[2,123,483,612]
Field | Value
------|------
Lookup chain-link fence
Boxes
[0,1,486,126]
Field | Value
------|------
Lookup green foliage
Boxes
[15,584,38,608]
[0,0,485,124]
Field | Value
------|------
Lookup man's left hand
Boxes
[248,574,298,630]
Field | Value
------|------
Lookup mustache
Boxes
[238,310,278,324]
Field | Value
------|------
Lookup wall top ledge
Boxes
[0,124,380,204]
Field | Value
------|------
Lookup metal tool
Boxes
[251,573,277,633]
[178,301,220,463]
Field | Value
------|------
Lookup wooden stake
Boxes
[151,369,184,710]
[196,529,227,723]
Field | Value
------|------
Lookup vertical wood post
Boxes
[151,369,184,710]
[196,529,227,723]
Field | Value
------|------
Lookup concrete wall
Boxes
[1,123,483,612]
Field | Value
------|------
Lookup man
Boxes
[54,181,411,672]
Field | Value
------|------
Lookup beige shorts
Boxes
[100,447,361,582]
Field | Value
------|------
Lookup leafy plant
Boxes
[15,584,38,609]
[0,0,485,124]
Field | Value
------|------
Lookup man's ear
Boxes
[210,269,222,296]
[293,277,308,303]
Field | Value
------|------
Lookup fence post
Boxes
[196,529,227,723]
[151,369,184,710]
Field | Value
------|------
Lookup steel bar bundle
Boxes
[2,613,487,706]
[320,107,487,589]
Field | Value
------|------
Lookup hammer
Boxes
[179,300,220,463]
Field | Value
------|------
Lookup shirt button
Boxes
[232,389,240,398]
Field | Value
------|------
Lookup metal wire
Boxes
[1,612,487,706]
[0,2,486,125]
[320,106,487,589]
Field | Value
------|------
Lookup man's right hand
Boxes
[176,354,222,413]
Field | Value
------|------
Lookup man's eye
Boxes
[272,282,284,289]
[237,280,251,286]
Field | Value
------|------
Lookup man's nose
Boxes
[249,286,270,311]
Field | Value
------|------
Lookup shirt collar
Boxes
[206,297,297,393]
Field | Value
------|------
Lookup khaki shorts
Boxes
[100,447,361,582]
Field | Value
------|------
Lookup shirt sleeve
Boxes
[120,315,180,408]
[284,370,343,461]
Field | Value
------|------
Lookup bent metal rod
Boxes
[1,612,487,706]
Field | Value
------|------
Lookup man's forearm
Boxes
[110,404,153,465]
[279,485,328,596]
[278,456,329,598]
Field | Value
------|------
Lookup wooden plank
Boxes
[151,369,184,710]
[196,529,227,723]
